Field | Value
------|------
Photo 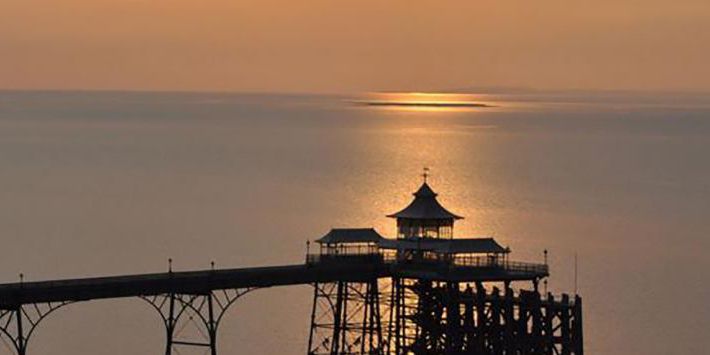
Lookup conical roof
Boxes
[387,182,463,220]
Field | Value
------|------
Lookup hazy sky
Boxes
[1,0,709,93]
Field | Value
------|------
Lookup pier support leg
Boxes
[164,293,176,355]
[142,288,253,355]
[573,296,584,355]
[15,308,25,355]
[0,302,70,355]
[308,280,383,355]
[560,294,572,355]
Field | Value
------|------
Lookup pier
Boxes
[0,178,582,354]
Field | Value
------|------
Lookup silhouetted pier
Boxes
[0,263,383,307]
[0,177,583,354]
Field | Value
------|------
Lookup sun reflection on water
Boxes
[333,91,524,249]
[342,130,492,242]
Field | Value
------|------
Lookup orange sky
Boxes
[1,0,709,93]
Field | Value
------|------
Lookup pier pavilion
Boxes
[307,179,582,354]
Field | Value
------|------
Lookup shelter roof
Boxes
[316,228,385,244]
[378,237,508,254]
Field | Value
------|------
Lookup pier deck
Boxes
[0,262,385,308]
[0,256,547,308]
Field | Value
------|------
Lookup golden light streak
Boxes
[355,92,495,113]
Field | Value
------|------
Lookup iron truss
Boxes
[311,278,583,355]
[0,301,72,355]
[0,288,257,355]
[308,281,384,355]
[141,288,256,355]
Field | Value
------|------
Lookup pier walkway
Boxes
[0,255,546,308]
[0,255,550,355]
[0,262,384,308]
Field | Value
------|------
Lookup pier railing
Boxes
[306,252,548,276]
[452,255,549,275]
[306,253,382,265]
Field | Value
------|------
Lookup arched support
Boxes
[0,301,71,355]
[141,288,255,355]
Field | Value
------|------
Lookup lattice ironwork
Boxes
[308,281,384,355]
[141,288,255,355]
[0,302,71,355]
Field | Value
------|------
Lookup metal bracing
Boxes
[308,280,384,355]
[387,278,435,353]
[141,288,255,355]
[0,301,71,355]
[385,279,583,355]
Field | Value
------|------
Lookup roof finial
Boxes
[422,167,430,183]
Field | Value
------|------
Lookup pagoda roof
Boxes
[378,237,507,254]
[387,182,463,220]
[316,228,385,244]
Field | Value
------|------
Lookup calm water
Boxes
[0,90,709,354]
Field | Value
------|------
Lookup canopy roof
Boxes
[315,228,507,254]
[387,182,463,220]
[378,237,508,254]
[316,228,385,244]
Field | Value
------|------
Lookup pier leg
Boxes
[307,281,383,355]
[165,293,175,355]
[444,282,461,353]
[392,278,402,355]
[531,291,544,354]
[331,282,344,353]
[503,287,515,355]
[573,296,584,355]
[0,302,70,355]
[141,289,253,355]
[544,293,555,355]
[15,308,25,355]
[490,287,503,355]
[560,294,571,355]
[208,293,217,355]
[307,283,319,354]
[361,281,382,354]
[462,285,475,351]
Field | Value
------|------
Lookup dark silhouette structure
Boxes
[0,177,582,355]
[306,179,583,355]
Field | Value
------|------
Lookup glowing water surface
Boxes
[0,90,708,354]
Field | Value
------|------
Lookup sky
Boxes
[1,0,709,93]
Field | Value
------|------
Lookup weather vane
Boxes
[422,167,430,183]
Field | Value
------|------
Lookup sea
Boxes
[0,90,708,354]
